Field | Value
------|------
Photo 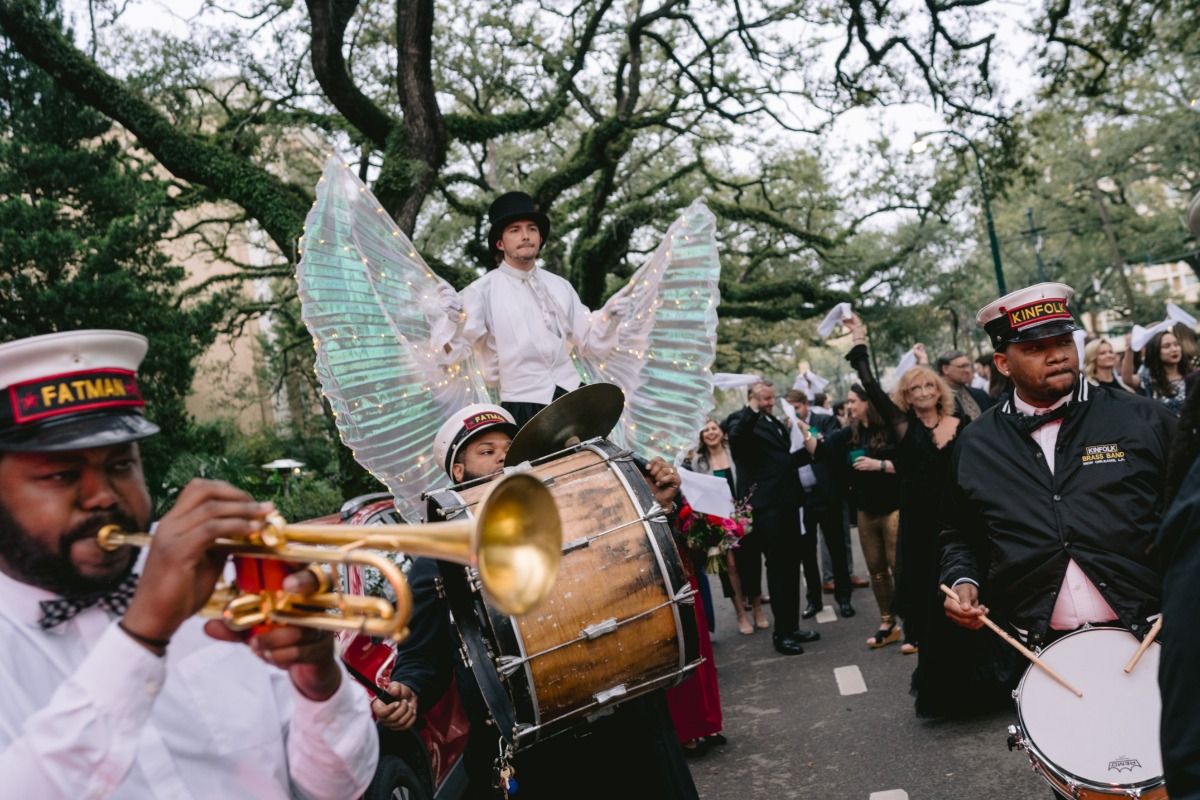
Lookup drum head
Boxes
[505,383,624,466]
[1016,627,1162,787]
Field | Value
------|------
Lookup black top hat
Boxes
[486,191,551,260]
[0,330,160,452]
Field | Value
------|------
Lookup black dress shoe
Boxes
[838,601,856,618]
[773,634,805,655]
[788,629,821,643]
[802,603,823,619]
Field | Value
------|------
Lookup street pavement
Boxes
[685,534,1056,799]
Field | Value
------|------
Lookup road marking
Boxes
[869,791,908,799]
[834,665,867,695]
[815,606,837,623]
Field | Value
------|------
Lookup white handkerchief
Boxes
[780,397,807,453]
[792,373,811,393]
[713,372,761,391]
[1131,320,1172,352]
[804,371,830,394]
[1167,302,1197,330]
[678,467,736,519]
[892,350,918,382]
[1073,329,1088,370]
[817,303,853,338]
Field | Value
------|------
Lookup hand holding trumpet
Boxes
[119,478,344,702]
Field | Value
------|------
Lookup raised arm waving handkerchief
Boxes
[817,303,853,339]
[1167,302,1197,330]
[891,349,918,382]
[1131,320,1173,353]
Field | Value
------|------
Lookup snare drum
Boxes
[427,438,701,749]
[1009,626,1165,799]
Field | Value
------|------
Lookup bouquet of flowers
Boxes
[678,496,753,574]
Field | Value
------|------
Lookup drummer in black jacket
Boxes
[941,282,1175,654]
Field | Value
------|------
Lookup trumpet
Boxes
[97,472,562,642]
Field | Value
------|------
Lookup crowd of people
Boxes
[673,280,1200,800]
[4,175,1200,800]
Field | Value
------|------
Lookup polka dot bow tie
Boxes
[38,574,139,630]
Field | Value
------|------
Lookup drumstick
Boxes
[939,584,1083,698]
[1123,616,1163,674]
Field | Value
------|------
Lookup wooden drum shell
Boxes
[435,440,698,748]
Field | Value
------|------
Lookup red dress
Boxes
[666,568,723,741]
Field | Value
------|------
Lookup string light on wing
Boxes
[574,197,721,463]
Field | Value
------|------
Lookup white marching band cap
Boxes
[0,330,160,452]
[976,282,1079,350]
[433,403,518,477]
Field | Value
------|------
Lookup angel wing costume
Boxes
[297,157,721,523]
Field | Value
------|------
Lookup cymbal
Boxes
[505,383,625,466]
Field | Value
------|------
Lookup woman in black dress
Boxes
[844,315,1017,716]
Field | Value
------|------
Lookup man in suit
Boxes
[784,390,855,620]
[725,380,821,655]
[937,349,994,421]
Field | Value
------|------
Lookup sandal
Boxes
[900,641,919,655]
[867,623,900,648]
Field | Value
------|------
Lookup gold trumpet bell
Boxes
[475,471,562,616]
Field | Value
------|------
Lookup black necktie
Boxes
[38,574,138,630]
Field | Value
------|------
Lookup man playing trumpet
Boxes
[0,330,378,798]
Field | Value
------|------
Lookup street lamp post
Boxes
[912,130,1007,295]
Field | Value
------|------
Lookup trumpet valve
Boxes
[256,512,289,548]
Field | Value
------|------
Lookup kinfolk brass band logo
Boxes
[1082,443,1125,465]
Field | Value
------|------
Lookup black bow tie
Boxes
[1017,403,1072,434]
[38,573,138,630]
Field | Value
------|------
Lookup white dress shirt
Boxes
[1011,389,1118,630]
[441,262,619,404]
[795,413,818,489]
[0,569,378,800]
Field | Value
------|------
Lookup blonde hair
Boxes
[1083,338,1112,383]
[891,365,956,416]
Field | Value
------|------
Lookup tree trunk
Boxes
[1090,183,1135,312]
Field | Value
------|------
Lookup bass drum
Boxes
[427,438,700,750]
[1009,626,1165,799]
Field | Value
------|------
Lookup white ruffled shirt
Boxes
[442,262,620,404]
[0,569,378,800]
